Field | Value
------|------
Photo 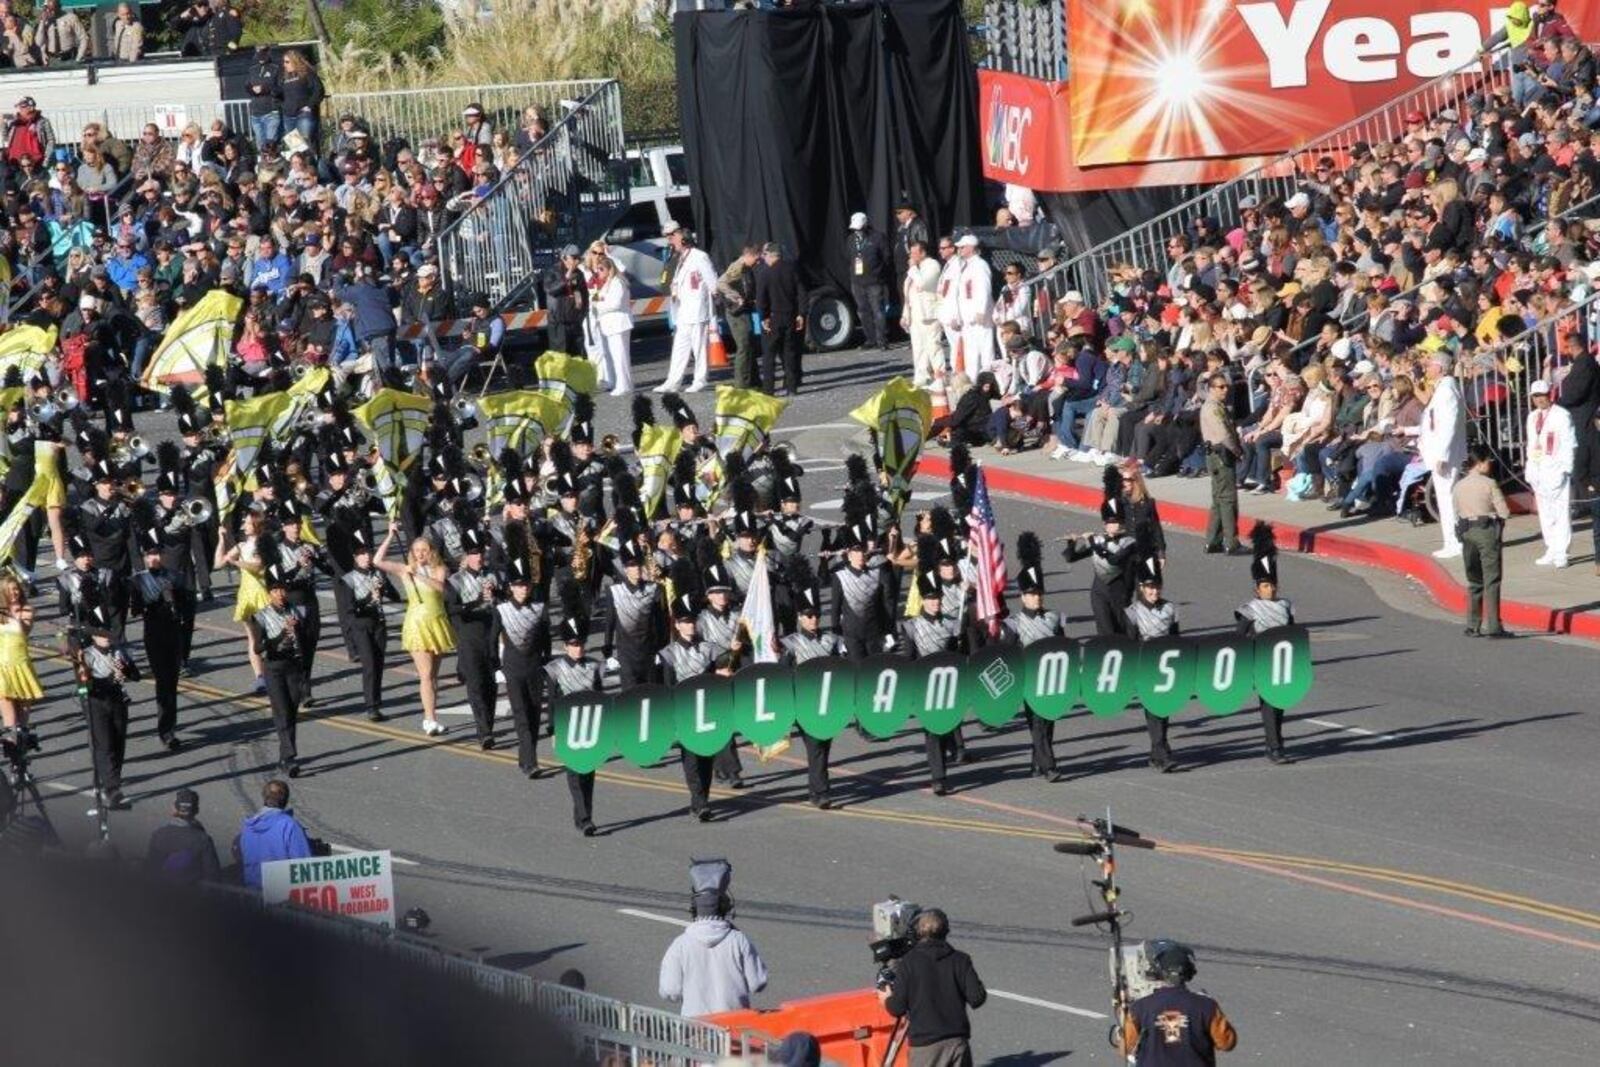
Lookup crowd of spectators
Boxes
[946,1,1600,559]
[0,70,576,420]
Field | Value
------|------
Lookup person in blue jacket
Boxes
[234,778,313,888]
[248,235,293,298]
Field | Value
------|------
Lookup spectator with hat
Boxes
[1524,378,1576,567]
[847,210,891,350]
[146,789,221,885]
[4,97,54,169]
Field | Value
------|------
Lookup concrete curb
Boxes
[919,455,1600,643]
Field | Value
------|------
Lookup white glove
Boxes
[882,634,896,651]
[605,656,619,673]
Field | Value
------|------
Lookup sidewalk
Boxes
[920,448,1600,642]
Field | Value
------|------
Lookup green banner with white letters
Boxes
[551,627,1315,768]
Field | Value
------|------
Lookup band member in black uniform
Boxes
[130,527,184,751]
[275,499,326,705]
[79,603,139,810]
[1236,522,1295,765]
[602,537,665,688]
[1063,473,1138,637]
[697,562,742,651]
[541,468,592,617]
[781,571,847,808]
[543,609,603,836]
[830,521,893,659]
[76,460,136,641]
[498,536,549,778]
[569,399,608,522]
[341,529,394,723]
[57,533,113,622]
[316,450,373,662]
[148,451,201,673]
[1003,532,1065,780]
[445,526,501,750]
[424,475,471,569]
[899,568,965,795]
[175,391,222,602]
[255,563,309,777]
[659,592,724,821]
[723,509,766,609]
[1125,557,1181,772]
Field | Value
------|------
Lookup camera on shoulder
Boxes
[870,896,921,987]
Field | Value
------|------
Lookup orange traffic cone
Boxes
[928,374,949,423]
[952,334,965,377]
[708,322,729,368]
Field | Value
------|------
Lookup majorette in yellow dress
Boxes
[400,569,456,653]
[23,440,67,509]
[0,615,44,701]
[232,540,272,623]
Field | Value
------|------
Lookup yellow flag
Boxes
[713,385,789,458]
[0,325,57,380]
[533,352,598,416]
[353,388,434,470]
[224,392,298,476]
[637,423,683,521]
[142,289,243,398]
[478,390,569,458]
[850,377,931,519]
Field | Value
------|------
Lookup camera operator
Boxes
[658,860,769,1017]
[879,909,987,1067]
[1118,940,1237,1066]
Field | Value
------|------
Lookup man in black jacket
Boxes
[543,245,589,357]
[881,909,987,1066]
[848,212,892,350]
[1554,335,1599,573]
[755,242,806,396]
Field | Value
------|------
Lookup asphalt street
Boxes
[15,338,1600,1064]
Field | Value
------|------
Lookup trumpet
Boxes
[468,443,494,470]
[357,469,381,491]
[181,496,214,525]
[457,473,485,504]
[599,433,620,459]
[451,397,478,421]
[120,477,147,501]
[112,436,150,466]
[54,387,79,410]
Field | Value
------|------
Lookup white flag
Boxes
[737,546,781,664]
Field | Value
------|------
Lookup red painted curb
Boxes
[919,454,1600,643]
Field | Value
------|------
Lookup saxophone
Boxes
[571,521,593,582]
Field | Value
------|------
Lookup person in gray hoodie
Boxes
[235,779,313,888]
[658,861,769,1016]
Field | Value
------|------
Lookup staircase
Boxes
[1029,56,1513,308]
[435,79,631,312]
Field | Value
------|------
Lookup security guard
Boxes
[1235,523,1295,763]
[130,527,184,751]
[1064,482,1138,637]
[1118,940,1238,1065]
[341,529,394,723]
[499,549,549,778]
[445,526,501,749]
[1003,532,1064,780]
[600,538,664,688]
[781,576,846,808]
[899,568,965,796]
[1126,557,1180,773]
[79,603,139,810]
[255,563,309,777]
[1453,444,1511,638]
[543,612,602,836]
[1199,372,1243,555]
[659,592,723,821]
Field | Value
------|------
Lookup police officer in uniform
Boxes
[1003,532,1065,780]
[77,460,135,641]
[543,612,603,836]
[130,527,184,751]
[78,603,139,810]
[341,529,393,723]
[1118,941,1238,1065]
[499,547,549,778]
[781,576,846,808]
[1235,522,1295,764]
[1064,482,1138,637]
[831,522,893,659]
[255,563,309,777]
[602,538,665,688]
[899,568,965,796]
[1200,372,1244,555]
[1126,557,1180,772]
[659,592,724,820]
[446,526,501,749]
[1453,444,1512,638]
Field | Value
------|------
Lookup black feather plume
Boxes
[1249,520,1277,559]
[928,505,955,542]
[631,395,654,448]
[844,452,871,489]
[156,440,182,474]
[611,468,641,515]
[169,384,196,417]
[1018,531,1041,570]
[670,556,700,600]
[2,367,21,388]
[204,366,228,409]
[916,534,939,576]
[1102,464,1125,501]
[497,447,524,483]
[557,575,584,622]
[573,392,595,425]
[504,517,531,565]
[671,448,698,489]
[949,442,971,479]
[549,439,574,475]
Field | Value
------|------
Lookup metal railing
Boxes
[43,99,253,144]
[1463,288,1600,481]
[982,0,1067,82]
[436,79,629,309]
[206,882,730,1065]
[1029,56,1511,310]
[326,79,610,153]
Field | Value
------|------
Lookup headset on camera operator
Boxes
[1118,940,1237,1066]
[658,858,769,1018]
[878,908,987,1067]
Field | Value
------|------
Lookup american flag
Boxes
[966,466,1006,636]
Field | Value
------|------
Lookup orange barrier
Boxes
[927,376,949,424]
[709,323,730,368]
[705,988,906,1067]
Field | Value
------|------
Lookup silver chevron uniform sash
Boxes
[836,567,880,614]
[782,630,845,664]
[658,639,719,681]
[498,601,546,654]
[609,580,660,638]
[697,608,738,649]
[342,568,387,618]
[768,515,814,558]
[726,550,759,596]
[1235,597,1294,632]
[903,614,960,657]
[1089,535,1137,582]
[543,655,601,696]
[1126,599,1178,641]
[1004,609,1062,646]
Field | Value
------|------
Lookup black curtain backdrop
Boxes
[674,0,985,295]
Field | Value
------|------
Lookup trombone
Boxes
[112,435,150,467]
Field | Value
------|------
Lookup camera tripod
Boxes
[1,727,60,851]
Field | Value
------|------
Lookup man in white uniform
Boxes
[952,233,994,378]
[657,223,718,393]
[901,239,944,386]
[935,235,963,366]
[1524,378,1575,566]
[1416,350,1468,558]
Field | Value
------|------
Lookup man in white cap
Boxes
[847,211,890,350]
[947,233,994,376]
[1524,379,1575,567]
[1414,349,1467,558]
[657,222,719,393]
